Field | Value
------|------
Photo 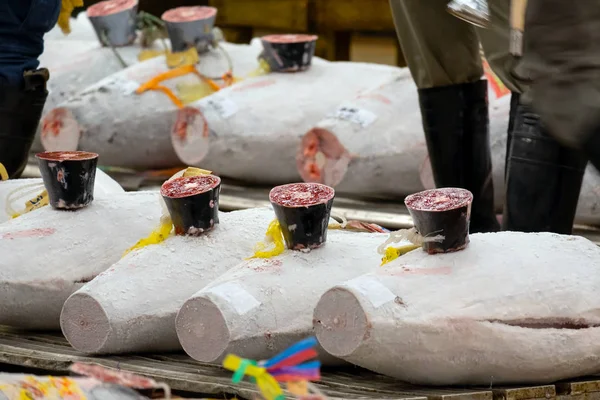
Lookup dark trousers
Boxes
[0,0,61,86]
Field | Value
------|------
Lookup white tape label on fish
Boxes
[207,281,261,315]
[200,96,239,119]
[345,276,396,308]
[330,106,378,128]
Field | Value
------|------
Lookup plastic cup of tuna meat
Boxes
[404,187,473,254]
[269,182,335,251]
[36,151,99,210]
[260,34,319,72]
[160,174,221,236]
[87,0,138,47]
[161,6,218,53]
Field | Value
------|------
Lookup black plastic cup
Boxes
[161,6,218,53]
[160,174,221,236]
[87,0,138,47]
[36,151,99,210]
[260,34,318,72]
[404,188,473,254]
[269,182,335,251]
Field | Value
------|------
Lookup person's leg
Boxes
[0,0,60,179]
[478,0,587,234]
[390,0,499,233]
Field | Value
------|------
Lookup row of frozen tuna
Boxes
[2,169,600,386]
[39,14,600,226]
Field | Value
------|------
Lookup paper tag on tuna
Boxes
[345,276,396,308]
[199,96,239,119]
[331,106,377,128]
[207,282,261,315]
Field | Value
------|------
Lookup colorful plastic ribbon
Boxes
[223,337,322,400]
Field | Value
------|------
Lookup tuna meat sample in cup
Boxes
[87,0,138,47]
[36,151,99,210]
[161,174,221,236]
[260,34,318,72]
[269,182,335,251]
[161,6,217,53]
[405,187,473,254]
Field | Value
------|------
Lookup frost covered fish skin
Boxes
[314,232,600,385]
[300,76,600,226]
[41,41,266,169]
[173,61,401,184]
[60,207,274,354]
[0,168,124,223]
[0,192,161,330]
[176,228,386,365]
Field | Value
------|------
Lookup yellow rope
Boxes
[0,163,8,181]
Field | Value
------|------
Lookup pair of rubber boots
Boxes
[0,69,49,180]
[418,80,586,235]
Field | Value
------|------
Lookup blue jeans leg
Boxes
[0,0,61,86]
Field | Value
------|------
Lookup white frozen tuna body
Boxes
[173,61,402,185]
[0,191,161,330]
[60,207,274,355]
[175,229,387,365]
[40,41,266,169]
[314,232,600,385]
[0,169,124,223]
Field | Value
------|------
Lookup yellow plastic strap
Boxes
[0,163,8,181]
[166,47,200,68]
[223,355,284,400]
[136,65,223,109]
[122,167,213,257]
[57,0,84,35]
[246,58,272,78]
[249,219,285,259]
[138,49,168,62]
[380,244,421,266]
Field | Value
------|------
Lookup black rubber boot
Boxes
[418,80,500,233]
[0,69,49,179]
[503,103,587,234]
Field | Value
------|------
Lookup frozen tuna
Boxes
[176,228,385,365]
[0,191,161,330]
[41,41,266,169]
[314,231,600,385]
[60,207,274,354]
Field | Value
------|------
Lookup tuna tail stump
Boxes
[161,174,221,236]
[405,187,473,254]
[260,34,318,72]
[161,6,218,53]
[270,182,335,250]
[36,151,99,210]
[87,0,138,47]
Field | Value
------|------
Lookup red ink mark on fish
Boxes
[173,108,209,141]
[233,79,277,92]
[161,6,217,22]
[161,174,220,198]
[270,182,334,208]
[41,108,67,138]
[1,228,56,240]
[249,259,282,272]
[381,266,453,276]
[70,363,159,389]
[87,0,137,17]
[356,93,392,105]
[405,188,472,212]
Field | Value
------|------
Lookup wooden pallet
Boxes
[1,328,599,400]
